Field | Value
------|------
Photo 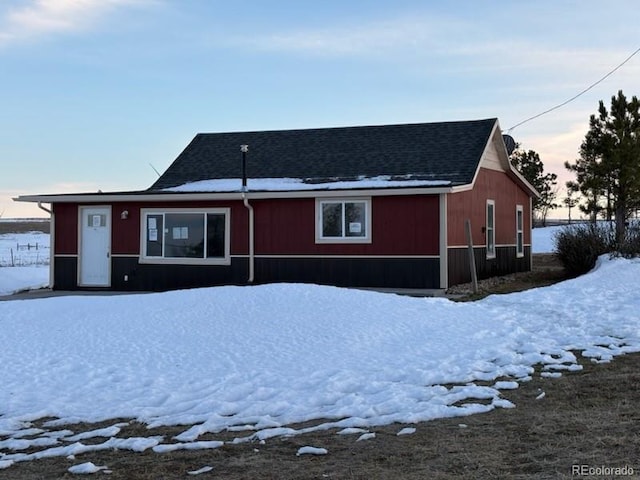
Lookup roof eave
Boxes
[14,185,454,204]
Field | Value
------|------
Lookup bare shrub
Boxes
[553,223,615,276]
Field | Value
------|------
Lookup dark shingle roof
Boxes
[148,118,498,191]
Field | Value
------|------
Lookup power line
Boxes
[506,46,640,133]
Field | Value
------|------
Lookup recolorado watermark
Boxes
[572,464,635,477]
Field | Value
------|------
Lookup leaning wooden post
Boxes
[464,219,478,294]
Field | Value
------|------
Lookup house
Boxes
[15,118,538,292]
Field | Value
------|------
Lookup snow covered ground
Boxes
[0,231,50,267]
[0,267,49,296]
[2,224,639,473]
[532,225,563,253]
[0,232,50,295]
[0,253,639,470]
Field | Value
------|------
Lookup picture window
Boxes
[141,208,229,264]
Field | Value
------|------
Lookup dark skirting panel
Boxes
[255,257,441,289]
[52,256,78,290]
[54,256,440,291]
[111,257,250,291]
[447,246,532,287]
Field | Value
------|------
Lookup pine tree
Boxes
[510,147,558,226]
[565,150,607,222]
[566,90,640,242]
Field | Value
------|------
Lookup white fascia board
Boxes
[449,184,474,193]
[14,186,453,204]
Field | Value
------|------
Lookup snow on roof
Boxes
[149,120,497,191]
[162,176,451,193]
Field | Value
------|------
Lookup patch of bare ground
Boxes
[447,253,571,301]
[2,353,639,479]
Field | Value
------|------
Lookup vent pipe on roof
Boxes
[240,144,249,190]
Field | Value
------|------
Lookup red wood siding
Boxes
[371,195,440,255]
[253,198,315,254]
[254,195,440,256]
[53,203,78,254]
[447,168,531,247]
[111,205,140,255]
[51,195,440,260]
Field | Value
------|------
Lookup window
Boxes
[141,208,230,264]
[486,200,495,258]
[516,205,524,257]
[87,214,107,227]
[316,198,371,243]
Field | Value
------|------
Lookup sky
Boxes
[1,0,639,218]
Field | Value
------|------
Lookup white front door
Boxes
[79,206,111,287]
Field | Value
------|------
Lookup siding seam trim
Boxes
[232,254,440,259]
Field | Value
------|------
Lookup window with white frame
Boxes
[316,198,371,243]
[486,199,496,258]
[516,205,524,257]
[141,208,230,264]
